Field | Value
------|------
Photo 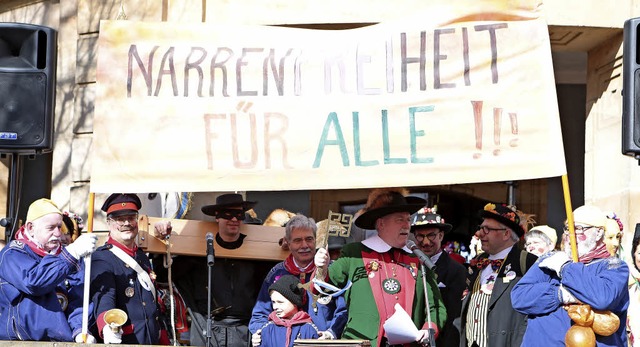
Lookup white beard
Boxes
[564,232,599,258]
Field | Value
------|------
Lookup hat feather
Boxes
[365,188,410,211]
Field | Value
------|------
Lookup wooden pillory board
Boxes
[137,215,288,261]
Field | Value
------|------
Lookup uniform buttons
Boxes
[142,302,146,306]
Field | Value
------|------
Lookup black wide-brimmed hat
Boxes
[201,193,257,216]
[354,191,426,230]
[411,207,452,233]
[478,203,524,237]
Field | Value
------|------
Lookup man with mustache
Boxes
[90,193,169,345]
[0,198,98,342]
[314,189,446,347]
[249,214,347,345]
[511,205,629,346]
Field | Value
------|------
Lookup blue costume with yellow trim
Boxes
[511,253,629,346]
[0,240,83,341]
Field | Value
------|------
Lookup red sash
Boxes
[363,249,417,347]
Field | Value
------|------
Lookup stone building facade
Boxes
[0,1,635,247]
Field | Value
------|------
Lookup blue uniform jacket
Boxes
[90,243,162,345]
[511,253,629,347]
[257,320,319,347]
[249,262,348,337]
[0,240,82,341]
[60,260,94,338]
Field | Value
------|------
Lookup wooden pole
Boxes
[561,175,578,262]
[81,192,95,342]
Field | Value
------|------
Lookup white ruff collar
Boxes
[361,235,411,253]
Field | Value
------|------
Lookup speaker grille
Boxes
[0,71,47,148]
[622,18,640,157]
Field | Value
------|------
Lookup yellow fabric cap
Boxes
[572,205,606,228]
[26,198,62,223]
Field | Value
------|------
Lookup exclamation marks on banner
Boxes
[471,100,519,159]
[493,108,502,148]
[471,101,483,159]
[508,112,518,147]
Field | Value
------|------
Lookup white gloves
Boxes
[65,234,98,260]
[314,247,329,269]
[559,285,579,304]
[251,330,262,347]
[318,330,335,340]
[539,251,571,277]
[74,332,96,343]
[102,324,123,344]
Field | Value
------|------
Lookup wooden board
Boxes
[138,215,288,261]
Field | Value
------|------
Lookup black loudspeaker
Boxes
[0,23,56,154]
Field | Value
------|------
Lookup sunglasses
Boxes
[215,209,245,221]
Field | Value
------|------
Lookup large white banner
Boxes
[91,0,566,193]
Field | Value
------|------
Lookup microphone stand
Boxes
[206,255,214,347]
[206,253,217,347]
[420,263,436,347]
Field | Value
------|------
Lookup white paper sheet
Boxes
[383,303,420,345]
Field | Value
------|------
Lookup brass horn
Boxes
[104,308,128,332]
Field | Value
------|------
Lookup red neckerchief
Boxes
[14,225,62,257]
[283,254,315,283]
[268,310,313,347]
[579,241,610,263]
[106,236,138,257]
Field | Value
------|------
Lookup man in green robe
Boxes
[315,189,446,347]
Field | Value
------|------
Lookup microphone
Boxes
[206,232,215,266]
[406,240,436,270]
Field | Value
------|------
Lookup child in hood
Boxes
[252,275,319,347]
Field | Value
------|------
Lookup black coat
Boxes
[459,246,537,347]
[433,251,467,347]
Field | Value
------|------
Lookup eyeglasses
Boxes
[478,225,507,235]
[216,209,245,221]
[562,225,599,234]
[109,214,139,225]
[415,233,440,242]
